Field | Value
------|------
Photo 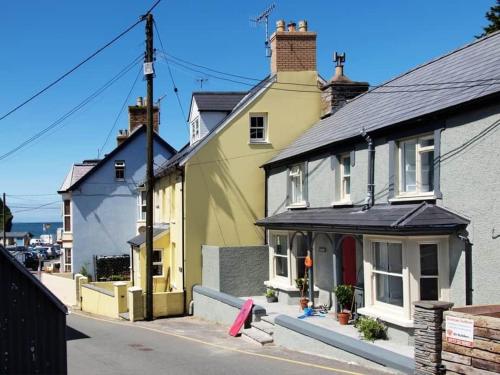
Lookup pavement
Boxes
[67,310,392,375]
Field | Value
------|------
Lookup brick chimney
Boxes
[116,96,160,146]
[270,19,317,74]
[320,53,369,118]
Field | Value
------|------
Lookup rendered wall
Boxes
[184,70,322,307]
[71,131,173,276]
[202,245,269,297]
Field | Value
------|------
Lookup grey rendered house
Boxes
[257,32,500,342]
[58,99,176,277]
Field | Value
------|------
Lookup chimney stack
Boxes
[116,96,160,146]
[320,52,369,118]
[270,19,317,74]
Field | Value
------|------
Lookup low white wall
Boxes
[40,273,76,306]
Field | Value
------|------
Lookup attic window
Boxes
[249,114,267,143]
[190,117,201,144]
[115,161,125,180]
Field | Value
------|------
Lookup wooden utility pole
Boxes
[2,193,6,247]
[145,13,155,321]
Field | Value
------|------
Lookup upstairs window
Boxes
[190,117,200,144]
[152,249,163,276]
[63,200,71,232]
[340,154,351,201]
[288,163,307,206]
[249,114,267,143]
[138,191,147,221]
[399,135,434,195]
[115,161,125,180]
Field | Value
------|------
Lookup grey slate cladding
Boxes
[267,31,500,165]
[256,202,469,233]
[193,92,247,111]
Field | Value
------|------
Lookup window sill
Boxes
[286,202,308,210]
[389,194,436,203]
[265,279,319,292]
[332,200,353,207]
[357,306,415,328]
[248,141,271,146]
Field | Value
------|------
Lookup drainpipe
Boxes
[458,233,473,305]
[264,167,269,245]
[180,168,187,315]
[361,129,375,210]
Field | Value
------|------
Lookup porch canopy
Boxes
[127,225,170,247]
[256,202,469,235]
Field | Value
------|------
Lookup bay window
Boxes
[419,243,439,300]
[372,242,404,307]
[288,163,307,206]
[272,234,288,278]
[63,200,71,232]
[340,154,351,201]
[399,135,434,195]
[138,191,147,221]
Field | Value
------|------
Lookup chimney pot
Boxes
[298,20,308,32]
[276,19,285,32]
[136,97,143,106]
[287,21,296,32]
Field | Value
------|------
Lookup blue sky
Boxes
[0,0,493,222]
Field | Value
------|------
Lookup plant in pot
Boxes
[334,284,354,325]
[295,277,309,309]
[265,288,278,303]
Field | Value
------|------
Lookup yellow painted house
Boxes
[134,20,325,314]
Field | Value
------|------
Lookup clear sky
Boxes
[0,0,493,222]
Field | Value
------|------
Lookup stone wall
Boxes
[442,307,500,374]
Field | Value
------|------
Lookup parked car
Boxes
[34,247,49,260]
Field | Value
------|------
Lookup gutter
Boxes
[361,129,375,210]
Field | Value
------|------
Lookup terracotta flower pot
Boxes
[299,298,309,310]
[337,311,350,325]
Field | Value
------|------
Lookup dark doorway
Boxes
[342,236,357,286]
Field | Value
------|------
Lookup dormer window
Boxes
[190,117,201,144]
[249,113,267,143]
[398,135,434,195]
[115,161,125,180]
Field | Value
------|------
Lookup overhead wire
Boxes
[0,55,143,163]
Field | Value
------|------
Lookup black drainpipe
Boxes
[361,129,375,210]
[458,233,473,305]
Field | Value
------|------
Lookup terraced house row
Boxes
[59,20,500,340]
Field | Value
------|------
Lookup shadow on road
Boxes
[66,325,90,341]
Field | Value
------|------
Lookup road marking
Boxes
[71,311,367,375]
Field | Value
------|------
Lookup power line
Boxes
[0,55,142,163]
[11,201,60,213]
[153,20,189,130]
[99,66,143,155]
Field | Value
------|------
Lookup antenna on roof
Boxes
[195,77,209,89]
[250,3,276,58]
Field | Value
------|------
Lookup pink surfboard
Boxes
[229,299,254,336]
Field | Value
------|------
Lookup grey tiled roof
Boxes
[267,31,500,165]
[193,92,247,111]
[59,161,99,192]
[127,226,170,247]
[256,203,469,234]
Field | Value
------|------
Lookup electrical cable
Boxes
[0,55,142,162]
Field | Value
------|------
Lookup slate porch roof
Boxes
[127,225,170,247]
[256,203,469,235]
[266,31,500,166]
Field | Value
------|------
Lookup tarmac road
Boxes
[67,312,389,375]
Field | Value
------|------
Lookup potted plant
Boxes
[265,288,278,303]
[295,277,309,309]
[334,284,354,325]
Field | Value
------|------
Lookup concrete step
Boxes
[119,312,130,321]
[251,320,274,336]
[260,314,277,325]
[241,327,274,346]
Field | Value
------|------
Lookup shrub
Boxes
[333,284,354,311]
[354,316,388,341]
[295,277,308,293]
[265,288,276,298]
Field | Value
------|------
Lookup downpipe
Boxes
[458,232,473,305]
[361,129,375,210]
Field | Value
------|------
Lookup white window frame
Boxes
[270,232,289,283]
[249,113,268,143]
[152,248,163,277]
[63,200,71,233]
[340,153,351,202]
[288,163,307,207]
[115,160,125,181]
[397,134,435,197]
[138,190,147,222]
[361,235,449,326]
[190,117,201,144]
[64,247,72,272]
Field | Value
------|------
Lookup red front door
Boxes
[342,236,357,286]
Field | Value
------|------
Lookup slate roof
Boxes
[59,161,98,192]
[256,203,469,234]
[267,31,500,166]
[0,245,67,313]
[5,232,32,238]
[127,226,170,247]
[193,92,247,112]
[58,125,177,193]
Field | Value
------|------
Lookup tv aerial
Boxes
[250,3,276,58]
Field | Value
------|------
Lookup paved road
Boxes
[67,312,387,375]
